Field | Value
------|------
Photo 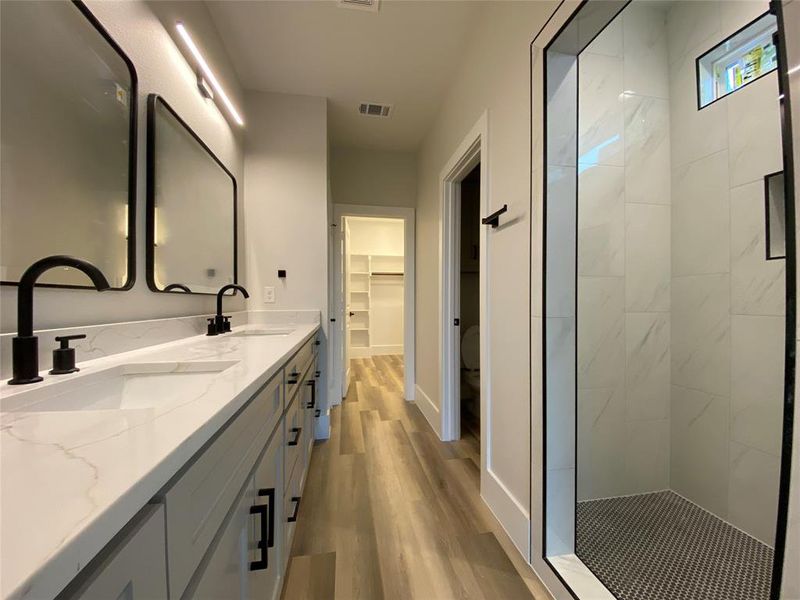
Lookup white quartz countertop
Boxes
[0,323,320,600]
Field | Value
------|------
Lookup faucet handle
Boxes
[206,317,219,337]
[223,316,232,332]
[50,334,86,375]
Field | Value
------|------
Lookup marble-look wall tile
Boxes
[578,52,624,167]
[626,203,670,311]
[546,316,576,472]
[546,166,577,318]
[626,418,670,494]
[730,181,786,316]
[585,13,622,58]
[719,0,770,39]
[626,312,670,421]
[672,150,731,276]
[727,74,783,188]
[623,2,670,99]
[728,442,780,545]
[577,277,625,389]
[671,274,730,396]
[624,95,671,205]
[578,412,627,501]
[547,466,575,556]
[548,51,578,168]
[731,315,785,456]
[666,1,720,71]
[670,385,730,518]
[578,165,625,277]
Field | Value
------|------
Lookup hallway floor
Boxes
[282,356,549,599]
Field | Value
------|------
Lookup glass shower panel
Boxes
[565,1,791,599]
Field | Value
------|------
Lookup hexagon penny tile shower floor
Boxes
[576,491,774,600]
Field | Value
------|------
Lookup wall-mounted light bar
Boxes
[176,21,243,126]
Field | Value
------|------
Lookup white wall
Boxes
[243,90,330,404]
[330,147,417,208]
[0,0,246,333]
[347,217,404,256]
[415,0,558,556]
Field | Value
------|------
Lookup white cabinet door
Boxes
[247,428,284,600]
[60,505,167,600]
[189,478,253,600]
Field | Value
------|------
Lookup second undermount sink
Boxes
[1,360,239,413]
[229,328,295,337]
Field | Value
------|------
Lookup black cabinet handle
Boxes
[315,370,320,378]
[249,504,268,570]
[287,370,299,385]
[306,379,316,409]
[249,487,275,571]
[288,496,301,522]
[288,427,302,446]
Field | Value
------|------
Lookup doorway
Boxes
[459,165,481,446]
[331,204,415,403]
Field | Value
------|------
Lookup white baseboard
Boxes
[349,345,403,358]
[414,384,441,438]
[482,468,531,559]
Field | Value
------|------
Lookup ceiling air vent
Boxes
[338,0,380,12]
[359,102,391,118]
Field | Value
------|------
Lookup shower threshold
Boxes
[576,490,773,600]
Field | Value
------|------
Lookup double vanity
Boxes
[1,321,322,600]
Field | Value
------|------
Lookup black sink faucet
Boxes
[210,284,249,336]
[9,256,110,385]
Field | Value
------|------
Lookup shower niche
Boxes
[539,1,795,599]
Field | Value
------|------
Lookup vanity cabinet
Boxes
[57,505,167,600]
[55,331,320,600]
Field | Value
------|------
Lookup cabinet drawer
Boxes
[284,396,303,491]
[185,476,253,600]
[163,374,282,599]
[283,460,303,568]
[284,337,316,401]
[249,428,284,600]
[57,504,167,600]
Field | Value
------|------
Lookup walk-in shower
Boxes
[539,1,796,599]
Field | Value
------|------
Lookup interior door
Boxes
[343,219,352,396]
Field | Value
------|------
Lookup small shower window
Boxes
[697,12,778,108]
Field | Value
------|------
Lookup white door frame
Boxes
[331,203,416,402]
[440,112,489,444]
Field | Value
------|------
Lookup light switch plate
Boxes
[263,286,275,303]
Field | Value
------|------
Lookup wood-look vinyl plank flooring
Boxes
[283,356,552,600]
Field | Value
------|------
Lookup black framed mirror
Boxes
[0,0,137,290]
[146,94,237,295]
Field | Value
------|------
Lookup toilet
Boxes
[461,325,480,399]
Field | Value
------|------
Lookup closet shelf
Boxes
[370,272,404,276]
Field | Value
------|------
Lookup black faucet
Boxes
[209,284,249,336]
[9,256,110,385]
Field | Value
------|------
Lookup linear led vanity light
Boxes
[176,21,243,126]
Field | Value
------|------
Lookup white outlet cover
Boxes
[264,286,276,303]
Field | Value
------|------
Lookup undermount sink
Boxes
[229,328,295,337]
[1,360,239,413]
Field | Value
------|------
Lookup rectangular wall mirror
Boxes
[0,0,137,289]
[146,94,237,295]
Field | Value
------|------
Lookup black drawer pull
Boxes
[249,504,267,570]
[288,427,302,446]
[287,371,299,385]
[315,370,321,378]
[249,487,275,571]
[306,379,316,409]
[288,496,301,522]
[315,409,321,418]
